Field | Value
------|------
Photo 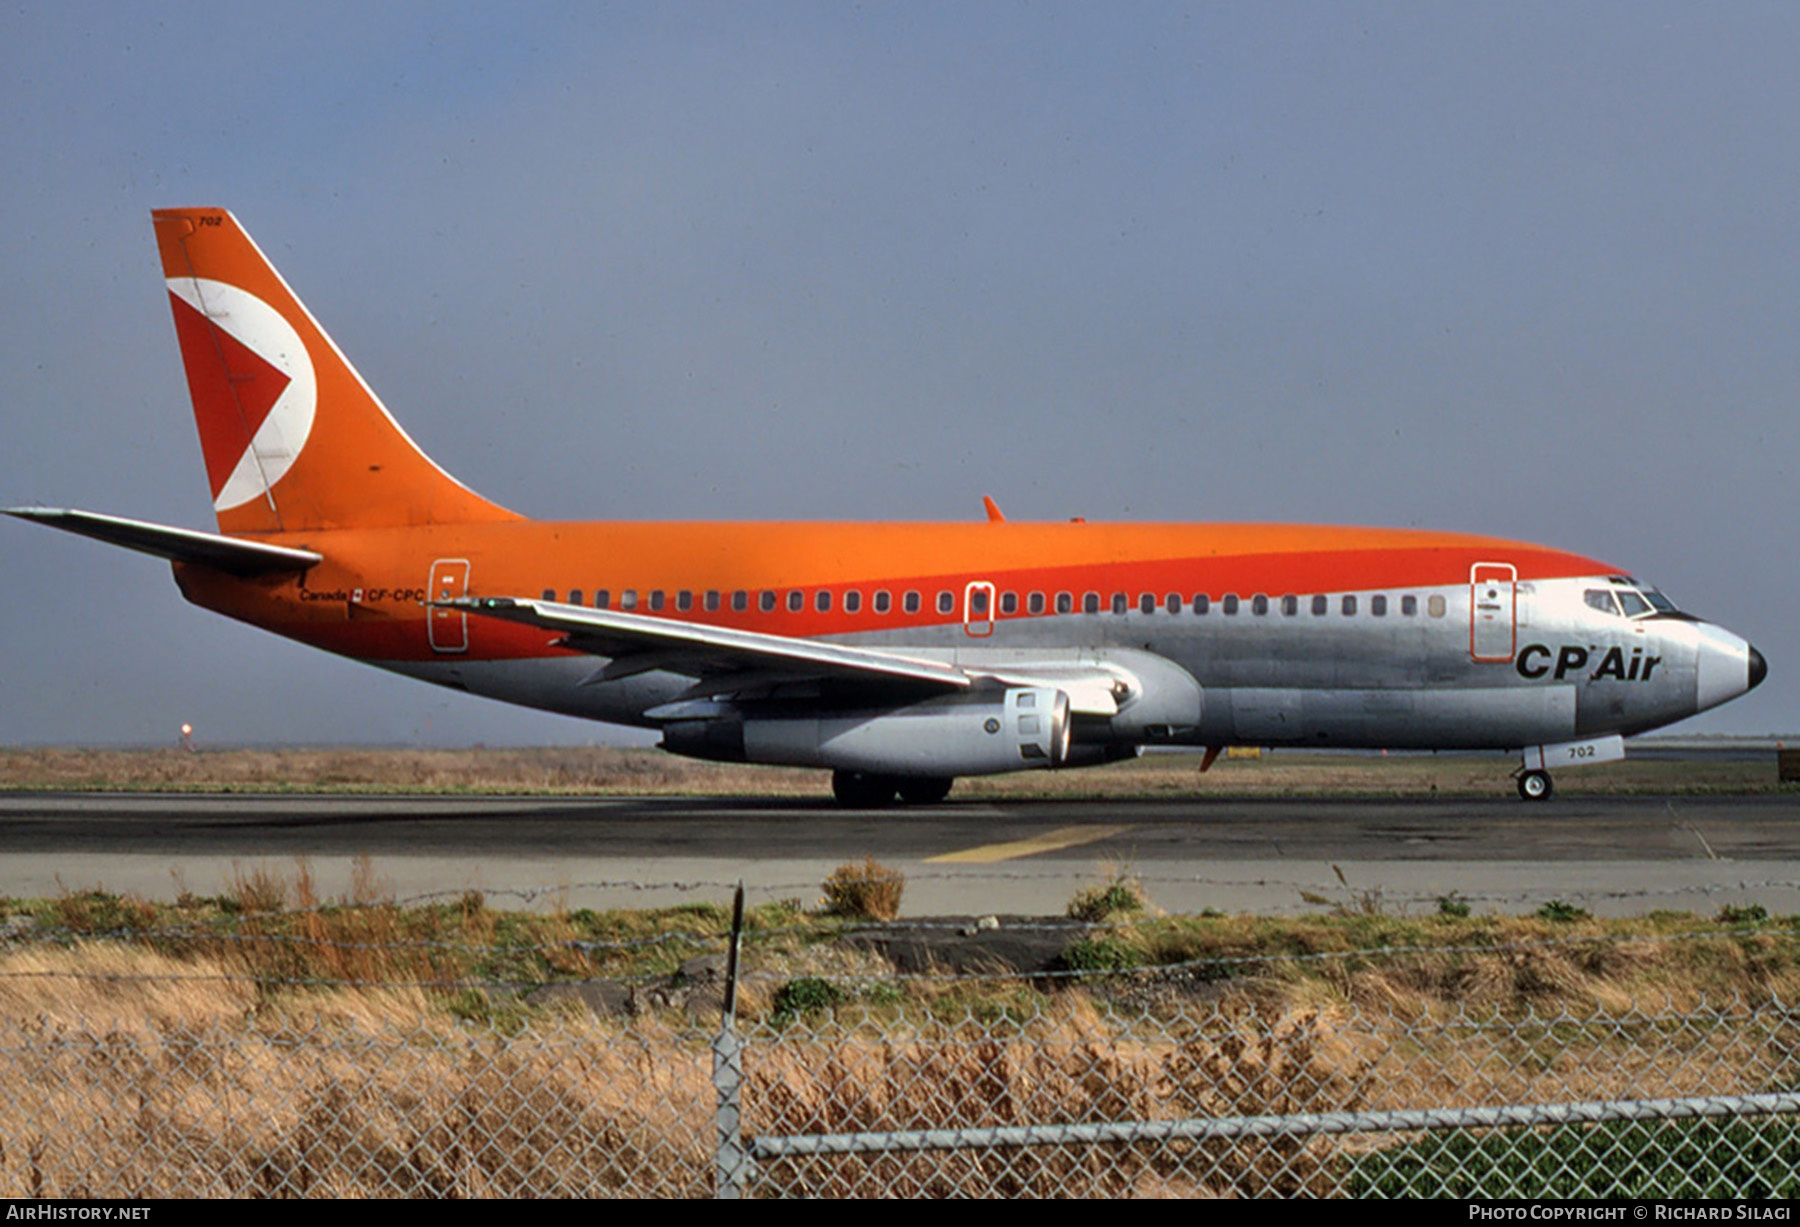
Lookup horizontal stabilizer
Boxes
[4,507,321,574]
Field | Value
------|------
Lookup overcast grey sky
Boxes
[2,3,1796,745]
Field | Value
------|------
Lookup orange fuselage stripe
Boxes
[176,520,1614,663]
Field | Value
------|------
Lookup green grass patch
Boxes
[1348,1116,1800,1198]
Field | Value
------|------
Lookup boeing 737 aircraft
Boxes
[6,209,1767,804]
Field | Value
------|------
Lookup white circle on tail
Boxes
[165,277,318,512]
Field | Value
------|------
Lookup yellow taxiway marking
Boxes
[926,824,1134,864]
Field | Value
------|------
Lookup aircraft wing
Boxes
[448,596,1129,714]
[4,507,322,574]
[448,597,973,693]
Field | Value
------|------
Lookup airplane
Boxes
[6,208,1767,805]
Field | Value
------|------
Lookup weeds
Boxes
[771,977,843,1023]
[1060,936,1143,973]
[821,858,904,921]
[51,889,156,934]
[1067,872,1148,922]
[230,864,287,915]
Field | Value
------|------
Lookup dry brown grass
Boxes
[6,862,1800,1197]
[821,857,905,921]
[0,946,714,1197]
[0,745,820,796]
[2,923,1799,1196]
[746,993,1366,1196]
[0,745,1781,798]
[0,946,1383,1197]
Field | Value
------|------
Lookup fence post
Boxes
[713,880,749,1198]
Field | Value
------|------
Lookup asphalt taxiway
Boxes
[3,791,1796,917]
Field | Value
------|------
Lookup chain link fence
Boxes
[4,876,1800,1198]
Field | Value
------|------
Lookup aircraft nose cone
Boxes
[1695,623,1761,712]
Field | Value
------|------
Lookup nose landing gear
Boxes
[1515,735,1623,802]
[1516,769,1554,801]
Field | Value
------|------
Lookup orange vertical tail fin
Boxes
[152,208,519,534]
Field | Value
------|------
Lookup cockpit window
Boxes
[1593,580,1677,618]
[1619,577,1679,614]
[1584,589,1621,617]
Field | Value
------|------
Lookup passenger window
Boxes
[816,590,832,613]
[1000,592,1018,615]
[1371,595,1387,617]
[595,590,610,610]
[1252,594,1269,615]
[904,591,921,614]
[1585,589,1622,616]
[1139,593,1156,614]
[788,590,804,613]
[649,590,665,612]
[845,591,861,614]
[937,591,954,615]
[1084,592,1101,614]
[1281,594,1298,616]
[1311,594,1327,616]
[676,590,692,612]
[569,589,583,606]
[621,589,639,610]
[1029,592,1046,614]
[1401,595,1417,617]
[874,590,891,614]
[1193,594,1209,615]
[541,588,556,602]
[1342,595,1357,616]
[1222,594,1239,615]
[1165,593,1182,613]
[704,590,720,612]
[1429,595,1446,618]
[1111,592,1127,615]
[970,589,990,616]
[759,591,776,613]
[1056,592,1073,614]
[732,591,748,612]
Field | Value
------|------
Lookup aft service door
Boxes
[429,558,470,653]
[1469,562,1517,663]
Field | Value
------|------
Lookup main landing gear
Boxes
[831,770,955,808]
[1516,769,1554,802]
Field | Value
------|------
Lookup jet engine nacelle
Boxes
[661,686,1071,776]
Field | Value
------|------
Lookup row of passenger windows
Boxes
[539,586,1452,620]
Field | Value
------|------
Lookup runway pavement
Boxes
[2,791,1796,917]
